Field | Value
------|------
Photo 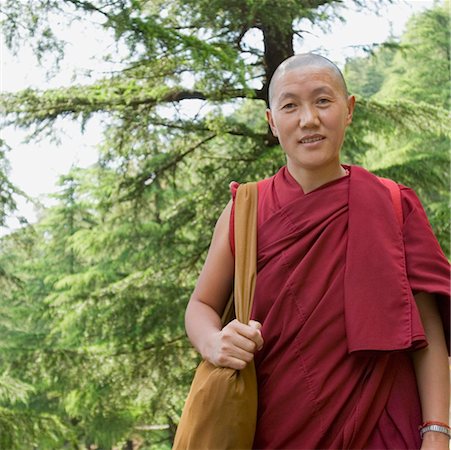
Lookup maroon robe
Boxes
[229,165,450,450]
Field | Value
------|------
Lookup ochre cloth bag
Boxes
[173,182,258,450]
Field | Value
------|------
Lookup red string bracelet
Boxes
[419,421,451,430]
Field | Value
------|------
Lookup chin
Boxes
[289,157,340,172]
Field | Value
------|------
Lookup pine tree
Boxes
[0,1,449,447]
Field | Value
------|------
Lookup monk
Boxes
[184,53,450,449]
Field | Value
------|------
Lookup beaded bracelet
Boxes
[419,421,451,439]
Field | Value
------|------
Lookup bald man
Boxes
[184,54,450,449]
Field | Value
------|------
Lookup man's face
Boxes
[266,65,355,172]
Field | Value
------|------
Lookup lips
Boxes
[299,135,325,144]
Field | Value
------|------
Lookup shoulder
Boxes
[377,177,428,224]
[398,184,430,222]
[350,165,427,222]
[229,170,280,199]
[398,183,422,205]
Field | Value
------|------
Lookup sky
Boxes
[0,0,434,232]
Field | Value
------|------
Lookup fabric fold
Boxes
[228,165,449,449]
[345,166,426,353]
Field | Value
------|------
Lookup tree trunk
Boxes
[260,21,294,145]
[123,440,134,450]
[261,24,294,105]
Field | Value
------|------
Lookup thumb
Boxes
[248,320,262,331]
[248,320,263,351]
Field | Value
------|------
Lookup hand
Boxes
[205,319,264,370]
[420,431,450,450]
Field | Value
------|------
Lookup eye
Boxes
[281,103,296,110]
[317,98,331,105]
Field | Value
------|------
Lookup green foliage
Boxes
[344,41,398,97]
[0,373,34,405]
[0,140,17,226]
[0,407,70,450]
[0,0,65,64]
[0,0,449,447]
[376,1,450,109]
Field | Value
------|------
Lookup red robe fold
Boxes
[229,165,450,450]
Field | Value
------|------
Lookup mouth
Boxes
[299,135,325,144]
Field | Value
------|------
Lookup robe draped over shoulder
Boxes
[229,165,450,450]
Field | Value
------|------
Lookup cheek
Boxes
[272,118,287,137]
[276,116,296,132]
[324,112,348,131]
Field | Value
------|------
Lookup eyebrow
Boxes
[278,92,297,102]
[277,86,336,103]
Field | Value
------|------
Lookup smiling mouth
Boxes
[299,136,325,144]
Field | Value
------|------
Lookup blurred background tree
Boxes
[0,0,449,448]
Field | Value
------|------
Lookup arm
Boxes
[185,200,263,370]
[411,292,450,450]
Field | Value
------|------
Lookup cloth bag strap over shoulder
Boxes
[234,182,258,323]
[221,182,258,325]
[377,177,402,227]
[173,181,259,450]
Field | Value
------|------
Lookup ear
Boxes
[345,95,356,125]
[266,108,278,137]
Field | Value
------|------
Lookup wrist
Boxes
[420,421,451,442]
[200,330,221,363]
[422,430,450,440]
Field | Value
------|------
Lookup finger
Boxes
[229,320,260,339]
[248,321,264,348]
[224,320,263,351]
[230,347,255,364]
[240,322,264,350]
[255,333,264,351]
[216,347,254,369]
[229,333,259,353]
[223,356,248,371]
[249,320,262,330]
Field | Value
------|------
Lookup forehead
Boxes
[272,65,344,98]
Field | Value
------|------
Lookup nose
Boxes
[298,106,320,128]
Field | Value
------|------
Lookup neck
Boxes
[286,161,347,194]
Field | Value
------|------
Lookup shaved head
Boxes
[268,53,349,109]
